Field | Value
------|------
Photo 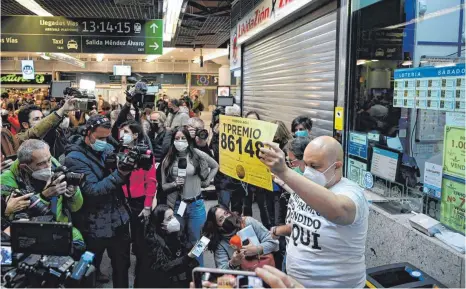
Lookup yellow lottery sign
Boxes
[219,115,278,191]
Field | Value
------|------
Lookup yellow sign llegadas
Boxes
[219,115,278,191]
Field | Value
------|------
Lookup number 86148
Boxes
[220,133,264,158]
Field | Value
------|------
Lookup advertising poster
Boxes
[443,126,466,179]
[422,162,443,199]
[348,132,368,159]
[21,60,34,80]
[440,178,465,233]
[219,115,277,191]
[348,158,367,188]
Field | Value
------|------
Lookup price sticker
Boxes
[218,115,277,191]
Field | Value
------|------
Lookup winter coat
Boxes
[64,137,130,238]
[138,226,198,288]
[17,110,63,144]
[150,129,172,164]
[122,158,157,207]
[0,157,85,247]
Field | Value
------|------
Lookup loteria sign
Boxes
[230,0,313,69]
[235,0,313,45]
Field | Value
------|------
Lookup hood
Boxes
[65,135,87,155]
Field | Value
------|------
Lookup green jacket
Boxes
[0,157,84,244]
[16,111,62,144]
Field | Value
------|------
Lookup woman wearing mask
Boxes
[118,120,157,287]
[161,127,218,266]
[202,204,279,270]
[139,204,198,288]
[291,115,313,138]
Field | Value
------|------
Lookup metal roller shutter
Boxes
[243,10,337,137]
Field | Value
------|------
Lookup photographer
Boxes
[117,119,157,287]
[0,139,85,257]
[64,115,131,287]
[186,117,213,158]
[17,97,76,144]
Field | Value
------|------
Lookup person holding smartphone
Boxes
[139,204,198,288]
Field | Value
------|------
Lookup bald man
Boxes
[260,136,369,288]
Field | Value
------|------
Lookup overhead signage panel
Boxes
[1,16,162,54]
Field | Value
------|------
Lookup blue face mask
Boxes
[91,139,109,152]
[295,130,309,137]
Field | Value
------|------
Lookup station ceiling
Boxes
[1,0,232,48]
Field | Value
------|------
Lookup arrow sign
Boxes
[150,23,158,33]
[149,42,159,50]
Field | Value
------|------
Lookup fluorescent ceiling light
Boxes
[357,59,367,65]
[401,60,413,66]
[146,48,175,62]
[15,0,53,16]
[193,49,229,63]
[163,0,183,41]
[371,59,379,62]
[96,54,104,62]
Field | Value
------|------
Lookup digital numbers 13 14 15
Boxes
[220,133,263,158]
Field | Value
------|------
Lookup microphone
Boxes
[178,158,187,189]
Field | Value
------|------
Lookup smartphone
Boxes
[189,236,210,258]
[1,246,12,265]
[192,267,264,288]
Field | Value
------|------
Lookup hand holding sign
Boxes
[259,141,288,175]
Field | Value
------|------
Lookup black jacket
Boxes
[139,227,198,288]
[150,129,172,164]
[64,137,130,238]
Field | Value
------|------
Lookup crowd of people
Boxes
[0,88,369,288]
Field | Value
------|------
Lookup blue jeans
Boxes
[174,199,206,266]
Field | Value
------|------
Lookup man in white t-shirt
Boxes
[262,136,369,288]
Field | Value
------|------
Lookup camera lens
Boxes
[197,129,209,140]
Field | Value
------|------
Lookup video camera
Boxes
[2,220,96,288]
[63,87,96,111]
[118,143,153,171]
[125,79,148,109]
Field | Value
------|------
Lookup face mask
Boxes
[60,117,70,129]
[295,130,309,137]
[292,166,304,175]
[188,128,196,139]
[165,218,180,233]
[221,215,239,234]
[130,110,136,118]
[174,140,188,152]
[303,162,336,187]
[91,138,109,152]
[85,114,90,121]
[150,122,159,132]
[30,166,52,181]
[42,110,50,116]
[121,133,133,145]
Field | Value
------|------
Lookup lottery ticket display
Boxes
[393,64,465,111]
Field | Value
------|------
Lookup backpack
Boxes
[198,101,204,111]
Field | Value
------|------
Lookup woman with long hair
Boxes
[138,204,198,288]
[202,204,278,270]
[161,126,218,266]
[118,119,157,287]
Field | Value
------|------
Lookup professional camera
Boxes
[196,128,209,140]
[63,87,96,111]
[126,79,148,108]
[52,166,85,187]
[13,187,50,217]
[118,143,153,171]
[211,106,225,129]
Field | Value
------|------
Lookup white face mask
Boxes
[303,162,336,187]
[42,110,50,116]
[165,218,180,233]
[122,133,134,145]
[174,140,188,152]
[30,166,52,182]
[60,117,70,129]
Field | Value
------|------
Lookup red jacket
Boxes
[123,160,157,207]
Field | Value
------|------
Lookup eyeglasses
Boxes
[286,157,299,167]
